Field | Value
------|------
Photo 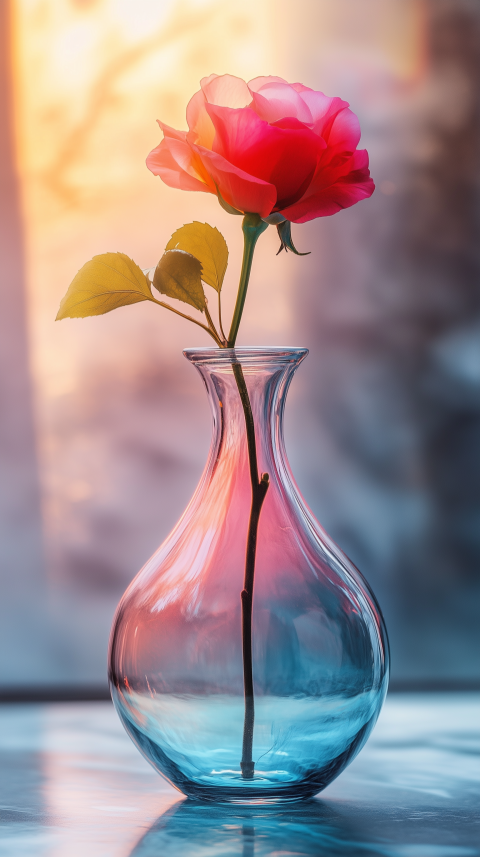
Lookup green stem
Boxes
[227,214,268,348]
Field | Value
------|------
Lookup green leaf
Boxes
[276,221,310,256]
[153,250,206,311]
[56,253,153,320]
[166,222,228,293]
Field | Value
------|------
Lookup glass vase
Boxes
[109,347,389,804]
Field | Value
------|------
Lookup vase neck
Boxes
[184,347,308,485]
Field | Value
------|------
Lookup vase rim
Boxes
[183,346,309,367]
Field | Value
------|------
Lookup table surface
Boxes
[0,693,478,857]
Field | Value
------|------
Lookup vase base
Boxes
[181,784,322,805]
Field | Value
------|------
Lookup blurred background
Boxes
[0,0,479,696]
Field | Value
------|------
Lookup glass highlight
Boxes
[109,347,389,803]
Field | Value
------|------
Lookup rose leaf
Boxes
[166,222,228,293]
[153,250,206,311]
[56,253,153,319]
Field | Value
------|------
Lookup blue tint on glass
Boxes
[109,348,389,802]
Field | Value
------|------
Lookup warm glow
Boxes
[7,0,429,681]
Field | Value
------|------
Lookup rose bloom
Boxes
[147,74,374,224]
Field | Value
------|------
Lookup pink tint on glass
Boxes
[109,347,389,803]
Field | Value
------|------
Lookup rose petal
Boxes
[199,73,219,89]
[193,143,277,216]
[186,89,215,148]
[157,120,187,142]
[205,104,323,207]
[279,149,374,222]
[248,75,289,92]
[250,82,313,124]
[290,82,310,93]
[280,179,374,222]
[297,92,348,131]
[349,148,370,171]
[309,134,367,189]
[326,106,361,149]
[201,73,252,109]
[146,138,212,194]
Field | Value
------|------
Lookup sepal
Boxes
[276,221,310,256]
[262,212,287,225]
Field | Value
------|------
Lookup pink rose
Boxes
[147,74,374,224]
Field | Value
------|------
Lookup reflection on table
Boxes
[0,694,478,857]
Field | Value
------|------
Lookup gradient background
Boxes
[0,0,479,694]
